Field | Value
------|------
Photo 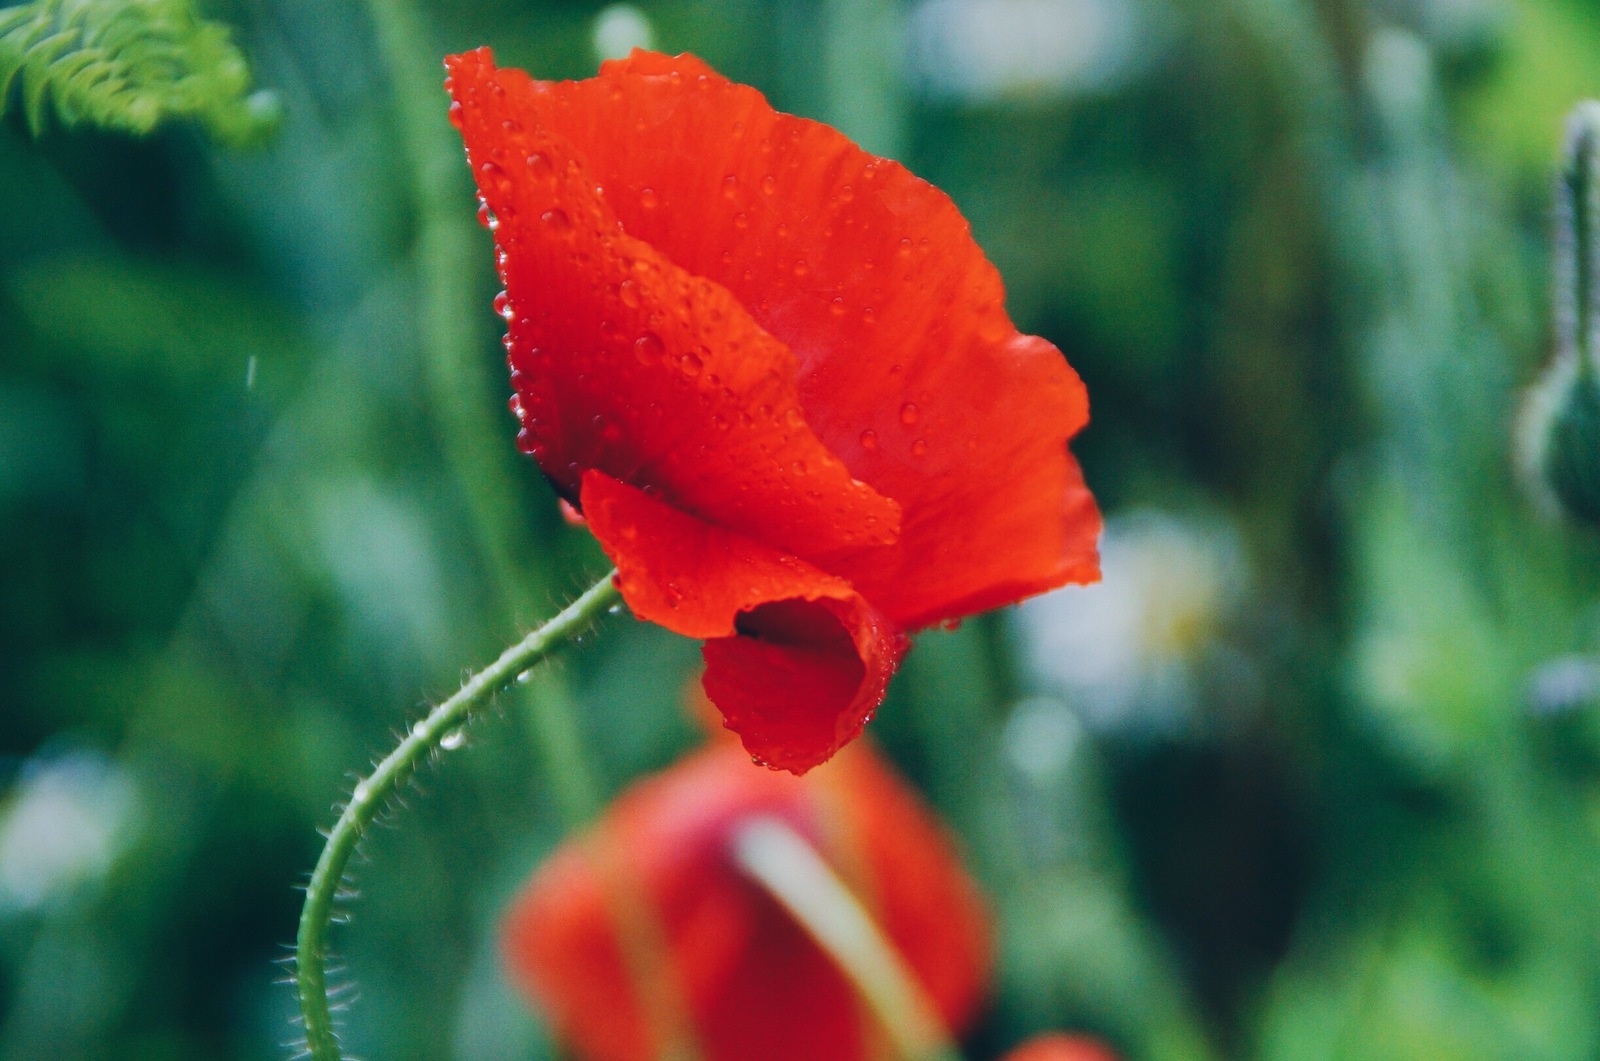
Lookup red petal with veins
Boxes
[446,48,1100,771]
[582,471,903,773]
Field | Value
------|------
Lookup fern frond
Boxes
[0,0,280,145]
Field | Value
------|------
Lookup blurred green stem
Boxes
[363,0,543,619]
[731,816,965,1061]
[1559,102,1600,382]
[363,0,603,827]
[294,572,622,1061]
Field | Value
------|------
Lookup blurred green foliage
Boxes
[4,0,1600,1058]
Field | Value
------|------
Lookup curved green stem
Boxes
[730,816,966,1061]
[295,572,622,1061]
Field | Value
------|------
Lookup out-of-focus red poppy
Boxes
[446,48,1101,773]
[1002,1033,1122,1061]
[501,741,990,1061]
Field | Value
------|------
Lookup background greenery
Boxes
[3,0,1600,1057]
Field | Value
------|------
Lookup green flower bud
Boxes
[1522,102,1600,530]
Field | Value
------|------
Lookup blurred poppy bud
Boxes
[1002,1032,1122,1061]
[1523,101,1600,528]
[501,742,991,1061]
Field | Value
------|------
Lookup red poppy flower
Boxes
[501,741,991,1061]
[445,48,1101,773]
[1002,1033,1122,1061]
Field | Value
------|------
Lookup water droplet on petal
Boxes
[722,174,739,199]
[639,187,659,209]
[619,279,642,309]
[792,260,809,278]
[477,201,494,228]
[734,212,750,230]
[859,429,878,450]
[679,351,704,377]
[479,160,512,195]
[493,290,512,320]
[526,151,553,179]
[447,101,464,129]
[634,331,664,364]
[900,402,919,426]
[761,175,777,195]
[912,439,928,457]
[439,728,467,751]
[829,297,846,316]
[540,208,572,233]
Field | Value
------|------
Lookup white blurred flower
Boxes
[0,750,141,913]
[1013,509,1246,736]
[907,0,1157,101]
[594,5,655,63]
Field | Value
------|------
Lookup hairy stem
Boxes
[295,572,622,1061]
[730,816,965,1061]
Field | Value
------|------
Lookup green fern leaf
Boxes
[0,0,280,145]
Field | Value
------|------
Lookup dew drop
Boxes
[792,459,808,475]
[911,439,928,457]
[792,260,809,278]
[540,208,572,233]
[493,290,512,320]
[862,307,877,325]
[477,200,494,229]
[829,297,846,317]
[761,174,777,195]
[900,402,919,426]
[447,101,464,129]
[639,187,659,209]
[722,174,740,199]
[516,428,538,454]
[439,728,467,751]
[859,428,878,450]
[734,212,750,230]
[479,160,512,195]
[619,278,642,309]
[634,331,665,364]
[679,351,704,377]
[526,151,553,179]
[784,407,804,428]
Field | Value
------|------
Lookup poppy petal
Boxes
[450,47,1098,629]
[581,471,903,773]
[446,49,900,569]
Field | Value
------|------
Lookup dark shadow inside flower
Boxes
[705,596,900,772]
